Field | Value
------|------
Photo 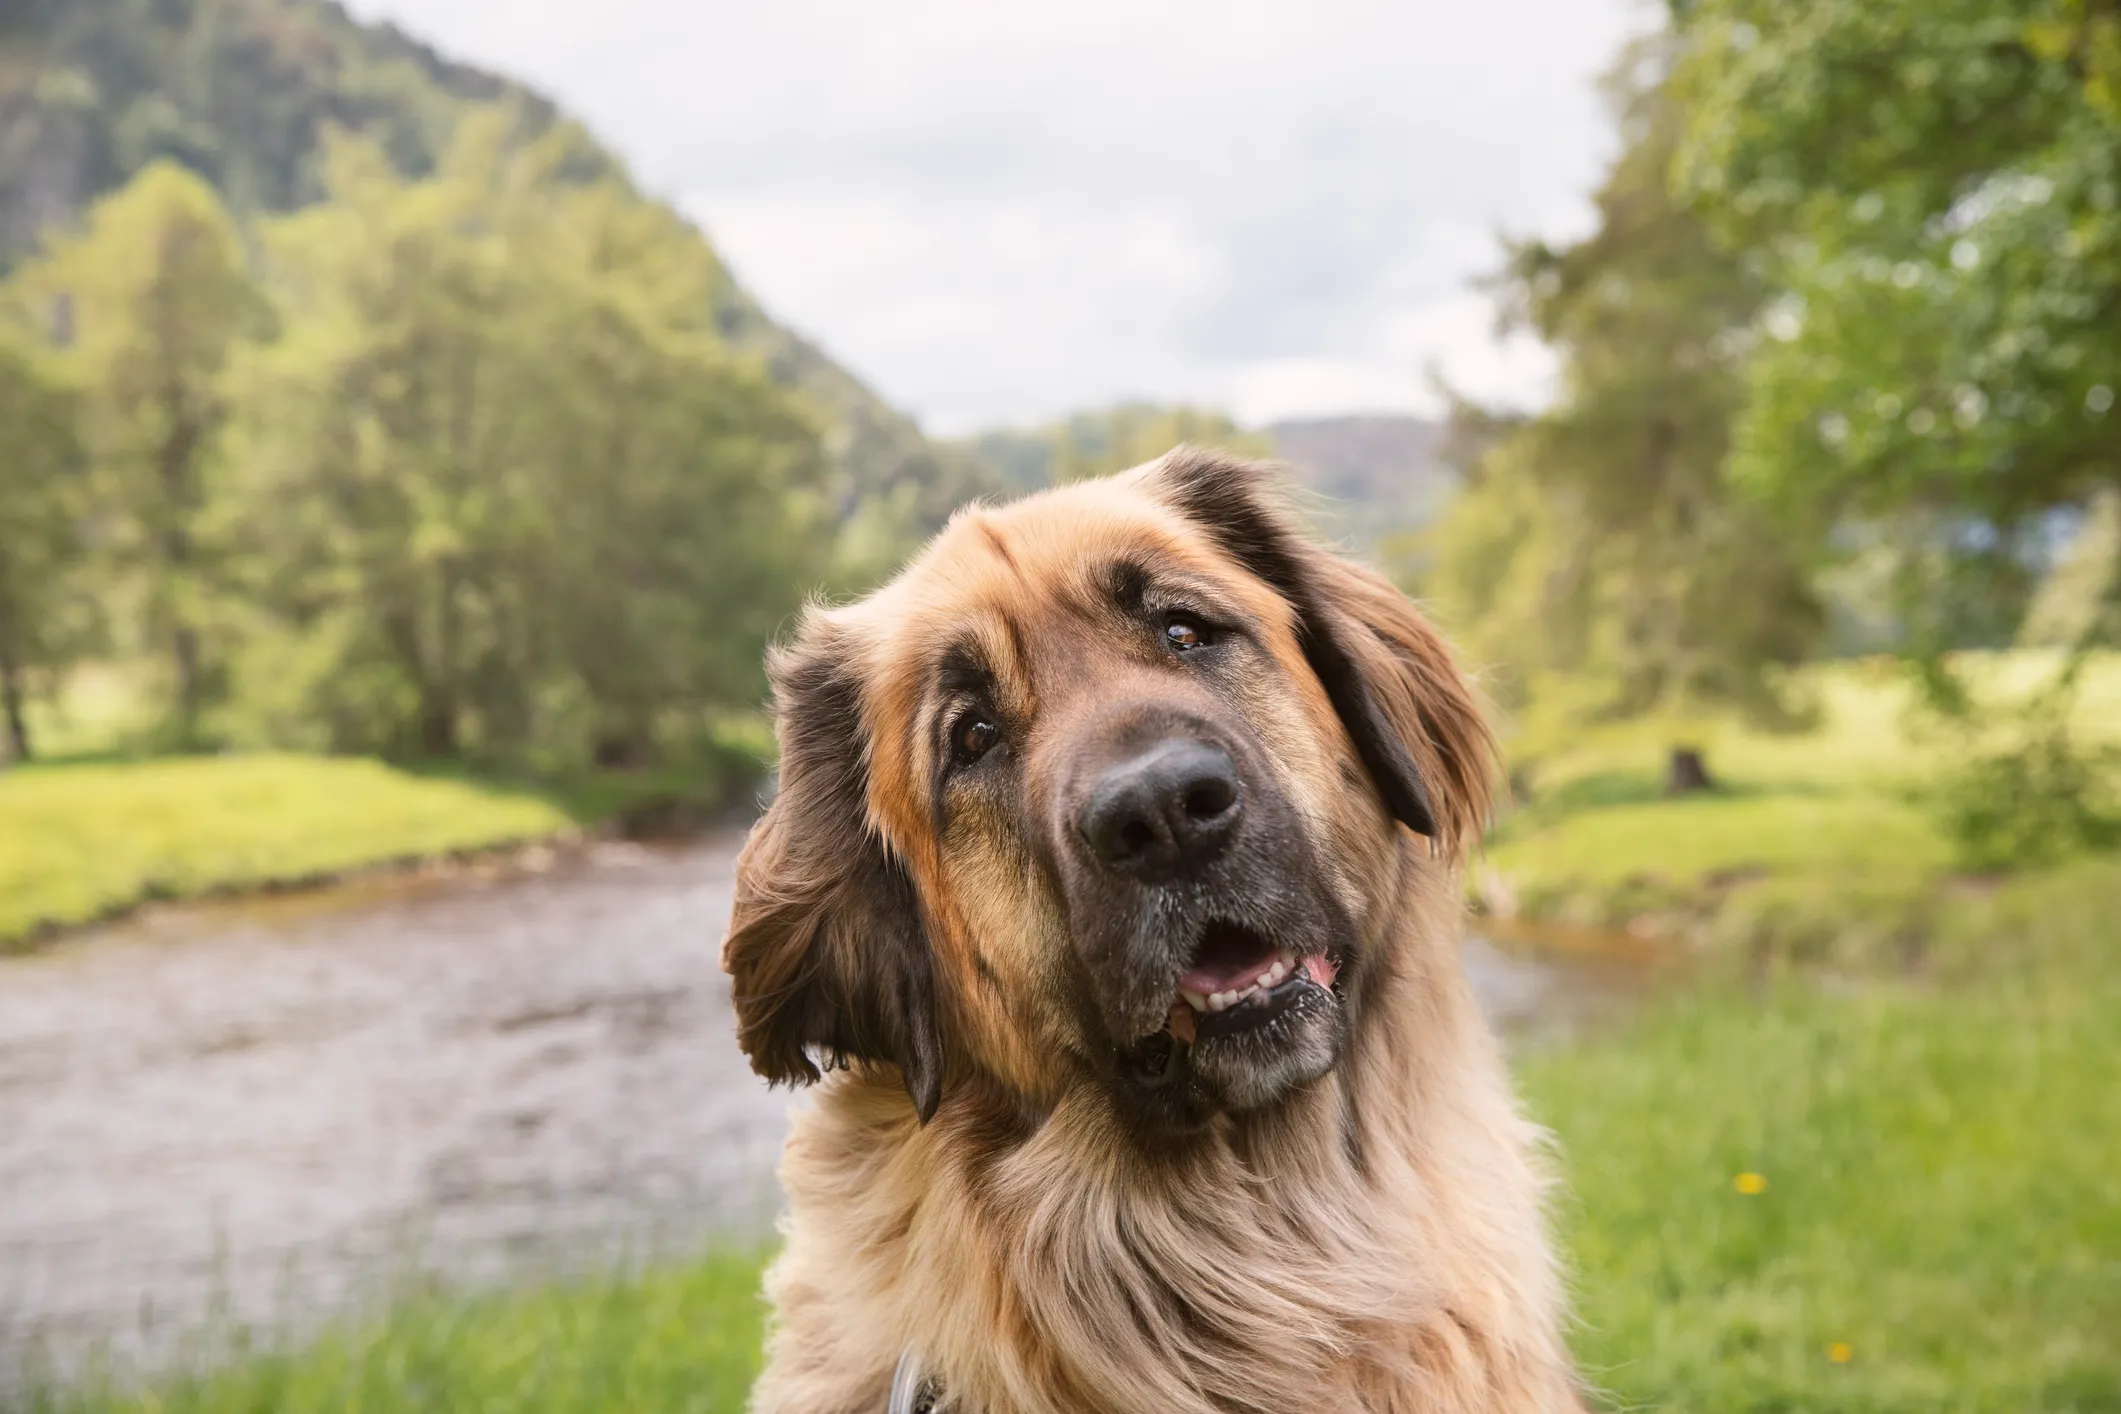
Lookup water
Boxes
[0,833,1654,1384]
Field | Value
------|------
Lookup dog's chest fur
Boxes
[748,962,1583,1414]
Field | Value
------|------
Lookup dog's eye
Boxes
[952,714,1000,764]
[1164,617,1210,651]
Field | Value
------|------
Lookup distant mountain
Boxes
[0,0,993,530]
[954,408,1455,549]
[1262,414,1455,546]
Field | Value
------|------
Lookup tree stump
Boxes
[1666,746,1714,795]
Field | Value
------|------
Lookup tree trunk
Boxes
[0,639,29,765]
[172,622,203,747]
[157,382,205,748]
[419,697,458,757]
[421,560,462,758]
[1666,746,1714,795]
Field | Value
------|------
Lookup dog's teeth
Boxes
[1179,988,1210,1012]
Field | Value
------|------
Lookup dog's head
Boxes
[723,450,1494,1138]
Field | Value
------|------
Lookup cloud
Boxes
[347,0,1640,431]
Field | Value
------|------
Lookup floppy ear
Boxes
[721,620,945,1121]
[1142,446,1498,859]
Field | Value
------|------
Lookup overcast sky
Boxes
[345,0,1643,434]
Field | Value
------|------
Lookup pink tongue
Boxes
[1177,952,1279,996]
[1303,954,1338,987]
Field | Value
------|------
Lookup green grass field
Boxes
[0,663,774,948]
[1480,652,2121,935]
[0,754,573,947]
[1541,857,2121,1413]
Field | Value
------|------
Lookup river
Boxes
[0,832,1652,1385]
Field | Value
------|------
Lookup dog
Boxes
[723,449,1582,1413]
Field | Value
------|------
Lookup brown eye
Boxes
[1164,617,1207,651]
[953,715,999,763]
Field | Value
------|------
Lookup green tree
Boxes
[232,115,830,765]
[1672,0,2121,650]
[1431,41,1820,792]
[0,320,88,763]
[20,161,260,747]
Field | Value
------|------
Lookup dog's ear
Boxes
[721,618,945,1121]
[1141,446,1498,859]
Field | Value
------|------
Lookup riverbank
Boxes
[1476,653,2121,966]
[0,752,762,952]
[21,854,2118,1413]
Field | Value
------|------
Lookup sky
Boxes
[346,0,1644,435]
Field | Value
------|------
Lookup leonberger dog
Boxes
[723,449,1582,1413]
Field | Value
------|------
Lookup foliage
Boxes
[2022,487,2121,648]
[224,119,831,764]
[1429,41,1821,759]
[0,0,995,559]
[13,162,262,746]
[1672,0,2121,651]
[0,319,88,761]
[1922,656,2121,871]
[0,93,845,773]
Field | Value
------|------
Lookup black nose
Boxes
[1080,740,1244,883]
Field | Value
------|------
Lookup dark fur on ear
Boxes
[1142,446,1498,859]
[722,620,945,1121]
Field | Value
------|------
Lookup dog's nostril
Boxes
[1183,777,1236,819]
[1120,820,1156,856]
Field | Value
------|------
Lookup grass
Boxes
[0,665,774,948]
[13,1251,773,1414]
[1480,651,2121,934]
[1527,858,2121,1413]
[0,755,573,946]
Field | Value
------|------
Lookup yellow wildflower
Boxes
[1733,1171,1768,1195]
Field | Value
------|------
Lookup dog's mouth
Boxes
[1108,908,1354,1123]
[1158,920,1340,1047]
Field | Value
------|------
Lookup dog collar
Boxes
[889,1349,942,1413]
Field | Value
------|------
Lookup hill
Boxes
[0,0,992,530]
[1262,414,1454,545]
[955,408,1454,546]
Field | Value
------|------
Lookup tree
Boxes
[232,114,832,765]
[19,162,261,747]
[1429,40,1821,792]
[0,321,87,763]
[1671,0,2121,651]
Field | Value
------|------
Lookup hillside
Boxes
[0,0,992,530]
[1262,414,1454,545]
[955,408,1454,546]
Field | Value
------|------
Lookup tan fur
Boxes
[726,451,1583,1413]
